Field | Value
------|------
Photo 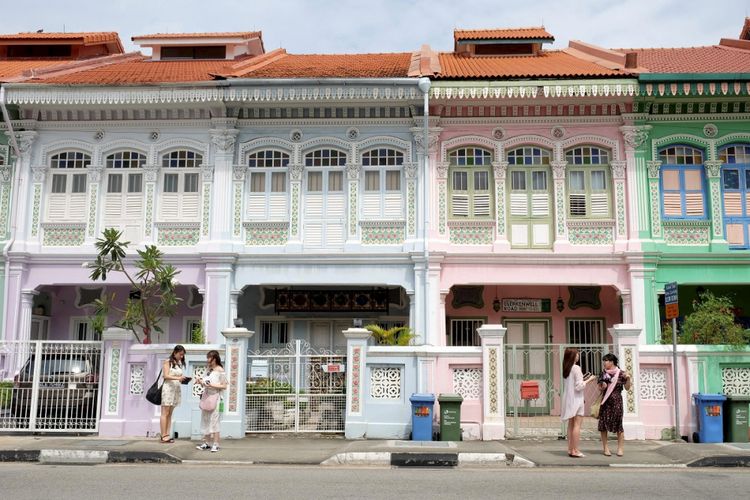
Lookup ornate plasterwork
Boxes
[346,162,361,180]
[440,134,499,162]
[31,165,49,183]
[144,183,154,237]
[649,179,662,238]
[551,160,567,180]
[430,80,638,100]
[493,162,508,237]
[154,138,209,161]
[722,367,750,396]
[238,137,296,163]
[290,182,300,236]
[436,161,449,180]
[38,139,94,166]
[407,178,416,236]
[202,183,211,237]
[200,164,215,182]
[14,130,38,158]
[129,363,145,396]
[31,184,41,237]
[209,128,239,154]
[567,221,615,245]
[87,183,98,237]
[360,220,405,245]
[370,366,402,400]
[615,181,626,238]
[142,165,159,183]
[646,160,662,179]
[554,176,567,237]
[709,178,723,239]
[703,123,718,138]
[289,163,304,181]
[0,165,12,183]
[41,223,86,246]
[438,182,447,234]
[662,220,710,245]
[620,125,651,150]
[650,134,712,162]
[357,136,413,162]
[639,367,668,401]
[610,160,627,180]
[233,182,243,237]
[5,84,423,106]
[0,183,11,236]
[156,222,201,246]
[452,367,482,400]
[300,136,353,159]
[244,222,289,246]
[412,127,442,156]
[87,165,104,183]
[447,220,495,245]
[403,162,418,179]
[348,181,358,236]
[704,160,723,178]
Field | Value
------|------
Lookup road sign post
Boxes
[665,282,680,439]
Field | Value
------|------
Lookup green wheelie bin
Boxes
[438,393,463,441]
[724,395,750,443]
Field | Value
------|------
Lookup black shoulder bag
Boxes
[146,369,163,405]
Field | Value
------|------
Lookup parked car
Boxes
[11,352,100,429]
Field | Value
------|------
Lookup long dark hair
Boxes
[602,353,619,367]
[562,348,578,379]
[206,350,223,368]
[169,345,186,368]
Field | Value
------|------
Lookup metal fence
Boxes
[505,343,611,439]
[246,340,346,433]
[0,341,103,433]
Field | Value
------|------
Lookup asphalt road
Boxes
[1,464,749,499]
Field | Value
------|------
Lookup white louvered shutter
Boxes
[531,193,549,216]
[590,193,609,217]
[452,194,469,217]
[181,194,200,219]
[68,194,86,219]
[510,193,528,216]
[473,193,491,217]
[268,193,287,219]
[46,194,68,221]
[160,194,179,220]
[383,193,403,218]
[362,193,380,218]
[247,193,266,219]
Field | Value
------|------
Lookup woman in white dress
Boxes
[195,350,227,453]
[561,348,595,457]
[160,345,189,443]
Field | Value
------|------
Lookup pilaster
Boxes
[608,324,645,440]
[551,161,569,250]
[704,160,727,249]
[435,161,449,240]
[85,165,104,243]
[478,324,507,440]
[208,124,239,244]
[142,165,158,242]
[17,289,38,343]
[646,160,663,241]
[231,165,246,240]
[492,161,510,251]
[620,125,651,244]
[201,257,235,341]
[287,163,304,250]
[220,327,254,439]
[98,327,134,437]
[610,160,628,248]
[344,327,371,439]
[345,162,361,249]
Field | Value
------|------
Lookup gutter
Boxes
[0,85,23,339]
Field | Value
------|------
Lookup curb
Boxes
[0,449,180,465]
[687,456,750,467]
[320,451,534,467]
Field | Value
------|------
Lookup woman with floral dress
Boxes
[159,345,189,443]
[597,353,632,457]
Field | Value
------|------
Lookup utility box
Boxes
[724,395,750,443]
[438,393,463,441]
[409,393,435,441]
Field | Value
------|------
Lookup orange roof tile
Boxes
[436,51,624,79]
[454,27,554,42]
[132,31,261,41]
[0,32,122,45]
[231,53,412,79]
[620,45,750,73]
[0,59,76,80]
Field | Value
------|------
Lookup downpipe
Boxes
[418,78,431,344]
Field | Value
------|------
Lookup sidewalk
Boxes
[0,434,749,467]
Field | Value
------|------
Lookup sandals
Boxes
[568,452,585,458]
[159,437,175,443]
[603,450,612,456]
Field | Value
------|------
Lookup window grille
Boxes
[448,318,484,346]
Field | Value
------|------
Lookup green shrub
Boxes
[365,324,415,346]
[662,291,750,348]
[0,381,13,409]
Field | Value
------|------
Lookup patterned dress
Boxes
[200,370,227,435]
[160,364,184,407]
[597,371,625,433]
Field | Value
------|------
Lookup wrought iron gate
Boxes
[0,341,103,433]
[246,340,346,433]
[505,343,610,438]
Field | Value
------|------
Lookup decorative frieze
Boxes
[448,220,495,245]
[431,81,638,100]
[567,221,615,245]
[209,128,238,154]
[244,222,289,246]
[41,223,86,246]
[156,222,200,246]
[360,221,405,245]
[662,221,710,245]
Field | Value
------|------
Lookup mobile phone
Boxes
[181,377,192,385]
[583,372,593,380]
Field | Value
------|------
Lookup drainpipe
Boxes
[0,85,23,339]
[417,78,431,343]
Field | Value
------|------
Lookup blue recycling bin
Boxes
[410,393,435,441]
[692,393,727,443]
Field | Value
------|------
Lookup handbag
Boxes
[145,369,163,406]
[199,391,219,411]
[590,391,603,419]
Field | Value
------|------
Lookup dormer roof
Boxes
[454,27,554,43]
[132,31,265,61]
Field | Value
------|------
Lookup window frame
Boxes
[719,144,750,248]
[658,145,707,220]
[360,147,405,219]
[564,146,612,219]
[46,150,91,222]
[447,146,494,219]
[246,148,290,220]
[258,319,290,348]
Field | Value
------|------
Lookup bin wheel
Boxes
[692,432,700,444]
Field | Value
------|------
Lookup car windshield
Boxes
[24,357,87,376]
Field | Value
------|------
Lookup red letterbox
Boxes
[520,381,539,400]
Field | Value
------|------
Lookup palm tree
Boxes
[365,324,415,346]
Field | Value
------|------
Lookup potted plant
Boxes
[364,324,416,346]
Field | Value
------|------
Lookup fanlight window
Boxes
[51,151,91,169]
[162,150,202,168]
[248,149,290,168]
[305,148,347,167]
[106,151,146,169]
[507,147,550,165]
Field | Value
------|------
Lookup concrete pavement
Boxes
[0,434,749,467]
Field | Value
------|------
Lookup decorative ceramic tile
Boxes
[439,182,447,234]
[233,182,243,237]
[615,181,626,238]
[568,223,615,245]
[156,223,200,246]
[31,184,42,237]
[145,183,154,237]
[624,347,635,413]
[361,221,405,245]
[87,183,98,237]
[42,224,86,246]
[107,347,121,414]
[663,222,710,245]
[407,179,416,236]
[351,346,361,413]
[349,181,358,236]
[448,221,494,245]
[202,183,211,236]
[489,347,498,414]
[244,222,289,246]
[649,180,662,238]
[290,182,300,237]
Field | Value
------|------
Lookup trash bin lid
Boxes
[409,393,435,403]
[692,393,727,402]
[438,393,464,403]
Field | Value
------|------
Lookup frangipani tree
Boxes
[87,228,181,343]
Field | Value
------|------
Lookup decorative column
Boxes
[412,261,427,344]
[619,289,632,324]
[229,289,242,324]
[608,324,645,440]
[287,163,304,251]
[17,289,38,343]
[142,164,159,242]
[85,165,104,243]
[620,124,651,245]
[404,162,418,241]
[28,165,48,241]
[231,165,246,240]
[646,160,663,241]
[478,324,507,440]
[208,124,239,244]
[438,289,449,345]
[551,160,569,249]
[435,161,449,239]
[344,327,371,439]
[407,289,416,332]
[0,164,13,237]
[492,161,510,251]
[202,257,235,341]
[7,130,37,243]
[99,327,134,437]
[221,326,254,439]
[704,160,727,249]
[611,160,628,249]
[345,162,361,250]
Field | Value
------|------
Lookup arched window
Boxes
[565,146,611,218]
[104,151,147,241]
[160,149,203,221]
[47,151,91,222]
[247,149,290,220]
[362,148,404,219]
[303,148,347,249]
[719,144,750,248]
[448,147,493,218]
[659,145,706,219]
[506,146,552,248]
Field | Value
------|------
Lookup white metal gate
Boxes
[505,343,610,438]
[246,340,346,433]
[0,341,103,432]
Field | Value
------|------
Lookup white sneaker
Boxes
[196,442,210,451]
[210,444,219,453]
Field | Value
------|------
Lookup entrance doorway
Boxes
[505,320,551,415]
[309,320,350,352]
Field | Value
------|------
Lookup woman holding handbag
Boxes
[159,345,190,443]
[597,353,632,456]
[195,350,227,453]
[561,348,596,458]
